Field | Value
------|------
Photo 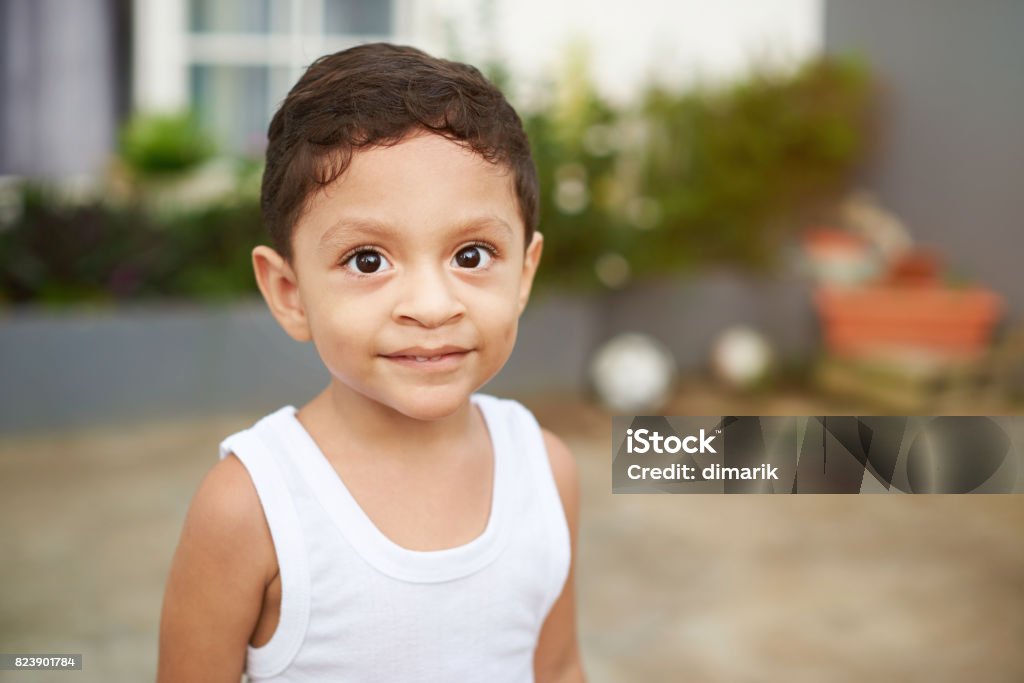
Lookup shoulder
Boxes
[158,454,277,680]
[540,429,580,529]
[541,429,577,492]
[182,453,278,584]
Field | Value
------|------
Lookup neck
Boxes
[300,379,479,461]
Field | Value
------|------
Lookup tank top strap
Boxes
[474,395,572,615]
[218,409,311,679]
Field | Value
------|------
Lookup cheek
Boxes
[473,289,521,348]
[307,297,378,362]
[500,317,519,348]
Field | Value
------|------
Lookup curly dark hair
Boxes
[261,43,539,262]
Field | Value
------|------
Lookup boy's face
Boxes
[253,131,543,421]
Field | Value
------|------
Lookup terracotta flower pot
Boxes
[815,286,1003,359]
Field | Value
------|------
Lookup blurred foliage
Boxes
[0,185,263,308]
[637,58,872,274]
[119,111,215,176]
[529,54,874,289]
[521,45,625,291]
[0,54,872,307]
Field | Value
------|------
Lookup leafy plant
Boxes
[526,54,874,289]
[119,111,215,176]
[635,56,872,275]
[522,48,625,291]
[0,185,263,307]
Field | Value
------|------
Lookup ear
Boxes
[252,245,312,342]
[517,231,544,315]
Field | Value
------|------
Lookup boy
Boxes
[157,43,585,682]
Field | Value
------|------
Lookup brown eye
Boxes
[452,245,492,269]
[344,249,391,274]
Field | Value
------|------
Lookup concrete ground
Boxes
[1,384,1022,682]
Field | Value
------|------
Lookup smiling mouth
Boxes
[382,347,472,365]
[396,353,463,363]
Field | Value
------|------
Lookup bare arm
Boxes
[157,454,276,683]
[534,429,587,683]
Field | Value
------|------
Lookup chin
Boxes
[393,386,473,422]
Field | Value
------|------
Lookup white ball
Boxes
[590,333,677,413]
[711,326,773,388]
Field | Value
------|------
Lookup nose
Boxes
[392,263,466,328]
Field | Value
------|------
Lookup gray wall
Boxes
[0,0,119,177]
[600,272,816,368]
[825,0,1024,316]
[0,273,816,434]
[0,296,603,435]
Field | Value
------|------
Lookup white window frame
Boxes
[132,0,417,117]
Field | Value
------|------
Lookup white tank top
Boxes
[218,393,571,682]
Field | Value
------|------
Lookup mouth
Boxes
[390,353,465,363]
[381,346,472,367]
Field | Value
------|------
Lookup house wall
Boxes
[1,1,823,174]
[427,0,822,104]
[825,0,1024,318]
[0,0,118,177]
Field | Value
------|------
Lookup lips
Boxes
[382,345,472,364]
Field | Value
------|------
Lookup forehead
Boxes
[294,132,523,254]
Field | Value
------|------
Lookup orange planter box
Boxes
[815,286,1003,359]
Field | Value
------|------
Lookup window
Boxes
[185,0,394,156]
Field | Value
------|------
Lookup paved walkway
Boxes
[1,388,1022,681]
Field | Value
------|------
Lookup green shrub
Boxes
[635,56,872,275]
[119,111,215,176]
[0,185,263,308]
[526,55,873,289]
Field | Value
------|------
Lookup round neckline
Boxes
[274,394,512,583]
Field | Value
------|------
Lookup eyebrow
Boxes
[317,218,392,251]
[317,215,515,251]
